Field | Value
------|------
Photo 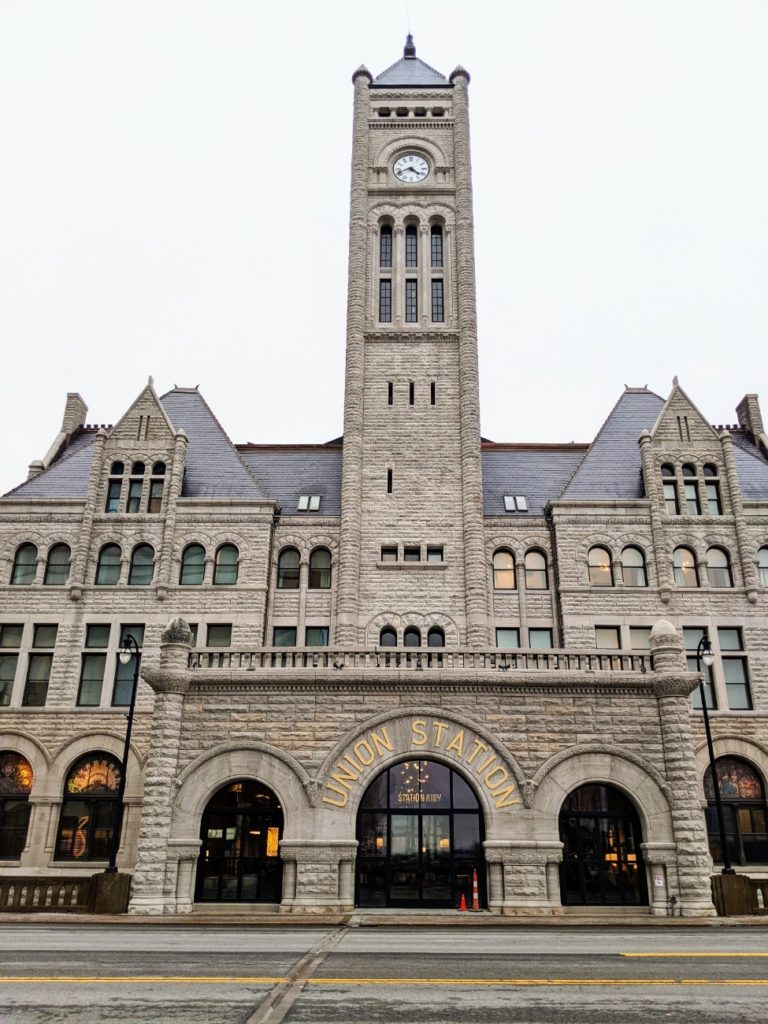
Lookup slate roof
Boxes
[482,446,587,516]
[731,430,768,500]
[3,428,97,499]
[373,37,449,89]
[561,389,666,500]
[238,447,343,516]
[158,389,269,500]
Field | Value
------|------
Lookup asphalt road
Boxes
[0,924,767,1023]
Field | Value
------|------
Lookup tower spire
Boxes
[404,33,416,57]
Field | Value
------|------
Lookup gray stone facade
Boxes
[1,38,767,917]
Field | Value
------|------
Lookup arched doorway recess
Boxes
[559,784,648,907]
[356,759,485,909]
[196,780,283,903]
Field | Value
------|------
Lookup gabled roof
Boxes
[482,446,587,516]
[372,35,450,89]
[238,446,342,516]
[159,389,269,500]
[561,389,666,500]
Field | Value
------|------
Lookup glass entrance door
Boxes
[559,784,647,906]
[356,760,485,909]
[196,780,283,903]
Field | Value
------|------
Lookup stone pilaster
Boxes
[155,430,188,599]
[128,617,193,915]
[639,431,673,602]
[67,428,107,601]
[336,66,372,646]
[279,840,358,912]
[484,841,564,915]
[650,620,716,916]
[720,430,759,603]
[450,67,489,646]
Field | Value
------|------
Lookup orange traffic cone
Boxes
[471,868,480,911]
[459,893,467,912]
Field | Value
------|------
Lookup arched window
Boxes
[759,546,768,587]
[131,461,145,476]
[55,753,121,862]
[379,627,397,647]
[492,549,516,590]
[10,543,37,585]
[95,544,121,586]
[681,463,696,477]
[110,461,124,476]
[587,546,613,587]
[660,464,675,476]
[403,626,421,648]
[213,544,239,585]
[128,544,155,586]
[405,223,418,267]
[180,543,206,585]
[707,547,733,588]
[621,546,647,587]
[151,461,166,476]
[43,543,71,586]
[673,547,698,587]
[0,752,34,860]
[430,224,443,267]
[704,757,768,866]
[379,224,392,267]
[427,626,445,648]
[308,548,332,589]
[524,550,548,590]
[276,548,300,589]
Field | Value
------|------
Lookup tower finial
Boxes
[404,33,416,58]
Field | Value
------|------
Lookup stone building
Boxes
[1,37,767,916]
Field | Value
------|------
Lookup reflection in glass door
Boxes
[356,760,485,909]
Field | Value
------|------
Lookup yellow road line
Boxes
[0,976,767,987]
[622,952,768,958]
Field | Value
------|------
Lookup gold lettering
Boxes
[445,729,465,757]
[330,762,359,790]
[477,753,496,773]
[485,766,508,789]
[412,719,428,746]
[343,752,363,773]
[354,739,375,766]
[432,721,449,747]
[493,785,520,809]
[371,728,393,756]
[322,783,349,808]
[466,739,488,765]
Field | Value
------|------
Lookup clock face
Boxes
[394,154,429,183]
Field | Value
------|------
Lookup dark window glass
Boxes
[660,464,675,476]
[22,654,52,706]
[704,757,767,865]
[405,279,418,322]
[529,628,553,649]
[95,544,121,586]
[308,548,331,589]
[151,461,166,476]
[128,544,155,586]
[405,224,418,267]
[681,463,695,476]
[105,479,122,513]
[131,462,145,476]
[110,462,124,476]
[180,544,206,585]
[403,546,420,562]
[78,654,106,706]
[379,627,397,647]
[379,225,392,267]
[126,479,143,513]
[706,482,722,515]
[496,628,520,649]
[85,624,110,648]
[0,654,18,706]
[147,479,163,513]
[43,544,71,586]
[305,626,329,647]
[524,550,548,590]
[403,627,421,647]
[703,463,718,476]
[759,547,768,587]
[277,548,300,589]
[119,624,145,648]
[426,546,443,563]
[493,550,515,590]
[381,546,398,562]
[55,754,121,862]
[427,627,445,648]
[213,544,239,585]
[10,544,37,585]
[0,752,34,859]
[113,653,140,706]
[684,482,701,515]
[431,279,444,322]
[621,547,647,587]
[723,658,751,710]
[685,627,715,709]
[207,624,232,647]
[588,547,613,587]
[33,624,57,648]
[431,225,443,267]
[663,481,679,515]
[379,279,392,322]
[273,627,297,647]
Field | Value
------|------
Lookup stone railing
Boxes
[188,646,651,674]
[0,876,95,913]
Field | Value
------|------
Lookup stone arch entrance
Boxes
[558,784,648,907]
[196,779,283,903]
[356,758,486,909]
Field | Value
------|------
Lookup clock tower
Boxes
[335,37,488,647]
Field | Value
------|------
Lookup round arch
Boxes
[693,736,768,798]
[49,732,143,801]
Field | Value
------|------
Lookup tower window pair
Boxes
[378,279,443,324]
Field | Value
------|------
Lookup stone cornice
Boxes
[652,675,700,698]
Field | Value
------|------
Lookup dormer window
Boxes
[298,495,320,512]
[503,495,528,512]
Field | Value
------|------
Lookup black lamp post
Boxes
[697,635,735,875]
[105,632,141,873]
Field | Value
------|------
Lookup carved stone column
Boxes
[279,840,358,913]
[720,430,759,603]
[484,841,563,914]
[639,432,672,602]
[641,842,677,916]
[128,617,193,915]
[650,620,716,916]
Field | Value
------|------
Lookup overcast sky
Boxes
[1,1,767,495]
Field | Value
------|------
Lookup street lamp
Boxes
[105,632,141,873]
[696,635,735,875]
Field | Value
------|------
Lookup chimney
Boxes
[737,394,768,456]
[27,460,45,480]
[61,393,88,435]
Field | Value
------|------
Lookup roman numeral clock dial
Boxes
[393,154,429,183]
